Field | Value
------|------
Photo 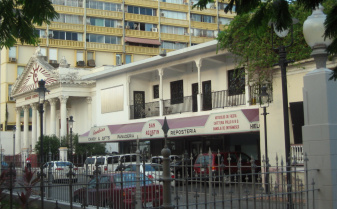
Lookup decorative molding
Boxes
[48,98,57,106]
[59,95,69,104]
[30,103,38,110]
[86,97,92,104]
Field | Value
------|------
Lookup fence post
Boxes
[135,141,142,209]
[47,148,52,200]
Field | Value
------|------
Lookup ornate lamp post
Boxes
[271,18,298,208]
[35,79,49,209]
[259,86,270,193]
[68,116,74,209]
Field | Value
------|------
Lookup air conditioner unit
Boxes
[125,25,130,29]
[9,57,17,62]
[117,25,123,28]
[77,61,85,66]
[152,28,158,32]
[49,60,57,64]
[117,8,122,12]
[161,13,165,17]
[87,59,95,67]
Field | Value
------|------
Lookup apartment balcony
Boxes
[191,36,215,44]
[191,7,217,16]
[129,90,247,119]
[87,43,123,52]
[87,25,123,36]
[38,38,47,46]
[125,13,159,24]
[125,29,159,39]
[49,22,84,33]
[219,10,236,18]
[191,21,218,30]
[160,33,190,42]
[125,0,158,8]
[291,144,304,165]
[48,39,84,49]
[87,8,123,20]
[125,45,159,55]
[161,17,189,27]
[53,4,84,15]
[160,2,188,12]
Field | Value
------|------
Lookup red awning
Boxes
[125,37,161,45]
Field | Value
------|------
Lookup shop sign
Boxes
[141,120,164,138]
[205,110,259,133]
[87,126,111,142]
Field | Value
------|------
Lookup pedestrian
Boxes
[26,156,32,171]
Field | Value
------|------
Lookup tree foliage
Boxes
[194,0,337,81]
[0,0,58,49]
[35,134,107,159]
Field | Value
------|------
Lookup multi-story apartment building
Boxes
[1,0,235,133]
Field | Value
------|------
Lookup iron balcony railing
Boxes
[130,89,250,119]
[291,144,304,165]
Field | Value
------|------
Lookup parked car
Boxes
[123,163,175,187]
[84,154,142,177]
[1,161,16,181]
[170,158,194,178]
[193,152,260,180]
[73,172,163,208]
[151,155,181,164]
[38,161,78,183]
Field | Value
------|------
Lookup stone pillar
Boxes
[59,147,68,161]
[303,66,337,209]
[59,96,69,137]
[30,103,38,153]
[23,105,30,149]
[49,98,57,135]
[195,59,202,112]
[15,107,22,154]
[86,97,92,129]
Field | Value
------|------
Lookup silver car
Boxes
[42,161,78,183]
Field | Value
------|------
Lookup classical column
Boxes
[37,107,40,141]
[195,59,202,112]
[59,96,69,137]
[49,98,57,135]
[86,97,92,129]
[23,105,30,149]
[30,103,38,153]
[15,107,22,154]
[158,68,164,116]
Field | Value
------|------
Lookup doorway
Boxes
[133,91,145,119]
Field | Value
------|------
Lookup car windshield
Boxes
[56,162,71,167]
[151,157,162,164]
[113,173,152,187]
[85,158,95,164]
[150,165,163,171]
[195,155,213,164]
[96,157,105,165]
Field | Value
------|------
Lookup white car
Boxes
[151,155,181,164]
[41,161,78,183]
[123,163,175,187]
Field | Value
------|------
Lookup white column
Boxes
[49,98,57,135]
[37,106,41,141]
[15,107,22,154]
[30,103,38,153]
[59,96,69,137]
[195,59,202,112]
[158,68,164,116]
[86,97,92,129]
[23,105,30,149]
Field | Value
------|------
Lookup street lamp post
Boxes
[13,126,16,168]
[35,80,49,209]
[259,86,270,194]
[68,116,74,209]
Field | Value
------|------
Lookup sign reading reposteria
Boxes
[79,109,259,143]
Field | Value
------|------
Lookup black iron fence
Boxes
[0,153,316,209]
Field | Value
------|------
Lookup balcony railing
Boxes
[291,144,304,165]
[210,90,246,109]
[163,96,193,115]
[130,101,160,119]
